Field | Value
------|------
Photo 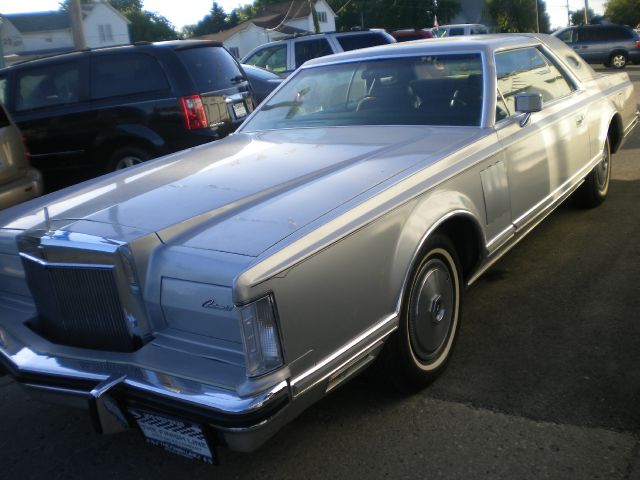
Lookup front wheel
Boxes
[379,234,462,392]
[608,52,628,69]
[574,137,611,208]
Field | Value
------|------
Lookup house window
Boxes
[317,11,328,23]
[229,47,240,59]
[99,24,114,43]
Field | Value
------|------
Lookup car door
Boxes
[10,58,93,173]
[494,46,590,229]
[576,27,605,63]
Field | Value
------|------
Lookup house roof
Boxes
[3,2,130,34]
[3,12,70,33]
[197,12,309,43]
[255,0,317,20]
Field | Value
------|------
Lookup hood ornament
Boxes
[43,207,53,235]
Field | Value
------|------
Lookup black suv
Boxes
[553,24,640,69]
[0,40,254,190]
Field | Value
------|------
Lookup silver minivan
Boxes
[0,104,42,209]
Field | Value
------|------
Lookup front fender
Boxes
[389,189,485,312]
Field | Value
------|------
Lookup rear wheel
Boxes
[608,52,628,69]
[379,234,462,392]
[107,146,152,172]
[575,137,611,208]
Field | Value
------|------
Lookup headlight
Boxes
[239,294,283,377]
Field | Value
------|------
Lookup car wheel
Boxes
[608,52,628,69]
[379,234,462,392]
[575,137,611,208]
[108,146,152,171]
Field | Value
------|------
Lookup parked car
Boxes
[241,64,283,104]
[0,33,637,463]
[553,24,640,68]
[391,28,434,42]
[241,30,395,76]
[431,23,489,37]
[0,103,42,209]
[0,40,255,190]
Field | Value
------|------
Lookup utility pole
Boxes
[0,19,5,69]
[69,0,87,50]
[584,0,590,24]
[567,0,571,26]
[534,0,539,33]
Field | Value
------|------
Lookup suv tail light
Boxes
[21,135,31,160]
[636,40,640,48]
[180,95,208,130]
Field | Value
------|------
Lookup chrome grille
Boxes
[23,258,136,352]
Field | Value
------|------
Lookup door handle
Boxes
[576,115,584,126]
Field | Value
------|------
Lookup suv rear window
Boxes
[337,32,392,51]
[91,53,169,99]
[295,38,333,67]
[178,46,243,92]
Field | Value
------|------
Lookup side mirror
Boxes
[515,93,543,127]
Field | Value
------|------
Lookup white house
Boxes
[201,0,337,59]
[82,1,131,48]
[1,0,130,65]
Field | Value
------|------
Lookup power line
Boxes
[266,0,297,32]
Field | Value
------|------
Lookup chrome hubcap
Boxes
[612,55,625,68]
[409,258,455,361]
[116,156,143,170]
[595,143,610,192]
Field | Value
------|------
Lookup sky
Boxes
[0,0,607,30]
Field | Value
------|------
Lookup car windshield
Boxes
[242,54,484,131]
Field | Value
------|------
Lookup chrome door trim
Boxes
[289,312,398,398]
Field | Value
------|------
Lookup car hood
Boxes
[2,126,483,257]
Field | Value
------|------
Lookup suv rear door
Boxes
[9,57,93,177]
[175,45,253,136]
[89,50,177,166]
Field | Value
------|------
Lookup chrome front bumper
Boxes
[0,322,297,453]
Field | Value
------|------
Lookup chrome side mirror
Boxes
[515,93,543,128]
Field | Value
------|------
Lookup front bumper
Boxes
[0,322,293,452]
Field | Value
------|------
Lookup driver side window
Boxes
[495,47,574,119]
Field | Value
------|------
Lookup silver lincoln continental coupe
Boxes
[0,34,637,463]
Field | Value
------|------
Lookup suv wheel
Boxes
[108,146,152,171]
[608,52,628,69]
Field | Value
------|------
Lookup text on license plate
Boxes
[233,102,247,118]
[129,408,215,464]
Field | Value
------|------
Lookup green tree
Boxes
[605,0,640,28]
[126,9,180,41]
[327,0,460,31]
[58,0,92,11]
[570,7,595,25]
[108,0,144,10]
[485,0,550,33]
[192,2,228,36]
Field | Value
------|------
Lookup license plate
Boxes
[129,408,215,464]
[233,102,247,119]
